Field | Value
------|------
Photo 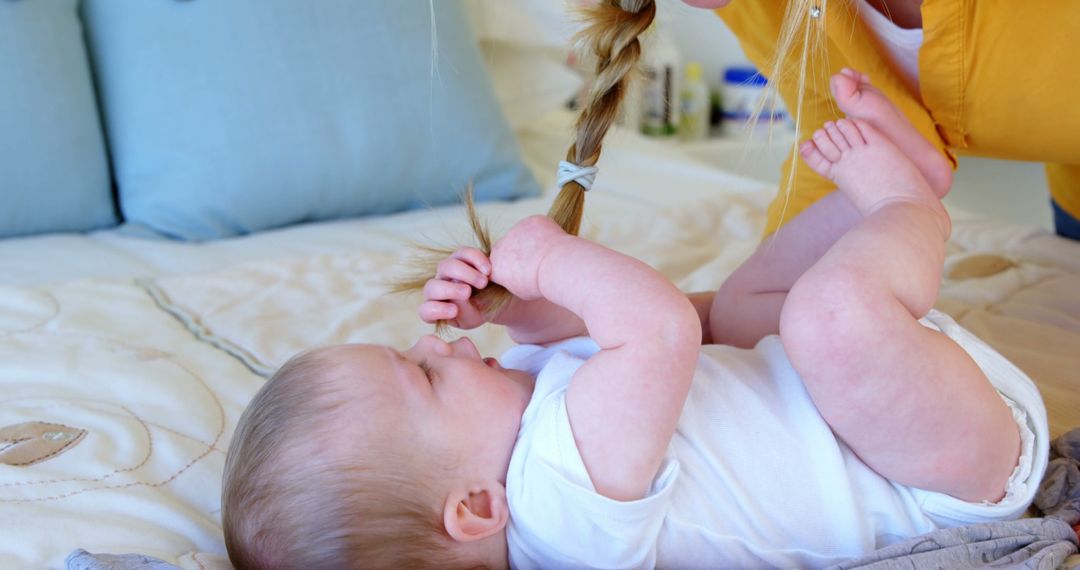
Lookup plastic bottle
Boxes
[721,65,788,133]
[679,62,710,141]
[721,66,768,128]
[709,87,724,136]
[639,16,680,137]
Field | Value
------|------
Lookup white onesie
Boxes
[502,309,1048,569]
[859,0,924,92]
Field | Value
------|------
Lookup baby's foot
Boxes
[830,69,953,197]
[799,118,950,236]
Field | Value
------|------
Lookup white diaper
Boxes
[911,309,1049,527]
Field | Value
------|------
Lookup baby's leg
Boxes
[780,119,1020,502]
[709,71,952,348]
[709,191,861,347]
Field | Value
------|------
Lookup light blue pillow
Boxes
[81,0,540,241]
[0,0,116,238]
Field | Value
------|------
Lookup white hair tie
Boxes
[557,160,599,192]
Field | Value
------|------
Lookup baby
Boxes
[221,71,1048,569]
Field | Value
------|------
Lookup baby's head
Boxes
[222,335,534,569]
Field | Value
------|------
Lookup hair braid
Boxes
[393,0,656,329]
[550,0,655,236]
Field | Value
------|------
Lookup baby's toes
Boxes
[835,119,867,148]
[847,68,872,88]
[800,140,834,179]
[830,72,862,108]
[812,127,842,162]
[824,121,851,151]
[850,119,885,145]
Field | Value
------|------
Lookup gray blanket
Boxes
[66,549,179,570]
[829,429,1080,570]
[69,430,1080,570]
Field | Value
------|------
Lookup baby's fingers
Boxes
[435,250,490,290]
[423,278,472,303]
[419,300,458,324]
[453,247,491,275]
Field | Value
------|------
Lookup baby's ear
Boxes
[442,479,509,543]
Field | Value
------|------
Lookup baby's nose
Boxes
[451,337,480,358]
[411,334,451,355]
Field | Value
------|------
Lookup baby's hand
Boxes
[418,247,492,329]
[490,215,567,301]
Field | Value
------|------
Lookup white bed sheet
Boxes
[1,111,1078,568]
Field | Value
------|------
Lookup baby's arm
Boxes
[422,249,715,345]
[492,297,586,345]
[491,216,701,501]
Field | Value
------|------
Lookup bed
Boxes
[2,106,1079,567]
[3,2,1080,567]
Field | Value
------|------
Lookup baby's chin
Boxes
[503,368,536,412]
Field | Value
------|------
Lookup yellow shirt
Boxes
[716,0,1080,234]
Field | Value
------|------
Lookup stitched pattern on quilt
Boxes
[0,403,151,488]
[0,421,86,467]
[0,331,228,504]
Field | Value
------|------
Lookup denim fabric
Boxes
[1053,200,1080,241]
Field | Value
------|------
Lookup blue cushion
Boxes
[81,0,540,241]
[0,0,116,238]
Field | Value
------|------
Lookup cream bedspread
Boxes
[1,116,1078,567]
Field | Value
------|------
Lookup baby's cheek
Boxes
[481,380,514,409]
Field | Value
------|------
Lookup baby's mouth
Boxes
[483,357,499,369]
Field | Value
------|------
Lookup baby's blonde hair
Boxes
[222,348,480,569]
